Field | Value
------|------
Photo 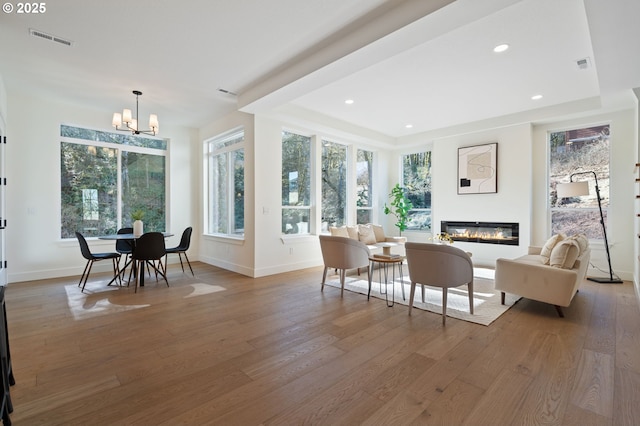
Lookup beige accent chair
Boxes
[495,240,590,317]
[319,235,371,297]
[405,242,474,325]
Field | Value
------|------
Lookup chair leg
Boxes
[78,260,91,288]
[467,281,474,315]
[177,253,185,273]
[178,251,196,277]
[81,260,94,293]
[321,266,328,291]
[501,291,506,305]
[340,269,345,297]
[182,252,195,276]
[421,284,425,303]
[442,288,448,325]
[554,305,565,318]
[408,282,417,316]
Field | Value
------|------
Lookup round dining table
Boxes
[98,232,174,287]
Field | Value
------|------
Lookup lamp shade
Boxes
[556,181,589,198]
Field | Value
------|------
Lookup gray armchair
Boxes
[405,242,474,325]
[319,235,371,297]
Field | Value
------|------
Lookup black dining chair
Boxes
[165,226,194,276]
[115,227,134,276]
[75,232,122,293]
[131,232,169,293]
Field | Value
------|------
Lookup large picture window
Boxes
[282,131,311,234]
[549,124,611,239]
[60,125,167,238]
[402,151,432,231]
[206,129,245,236]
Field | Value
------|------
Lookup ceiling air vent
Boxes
[576,57,590,70]
[29,28,73,47]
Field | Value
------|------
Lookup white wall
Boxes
[395,124,533,267]
[5,92,197,283]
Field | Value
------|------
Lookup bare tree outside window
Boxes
[282,131,311,234]
[549,124,611,239]
[356,149,374,224]
[321,141,347,230]
[207,129,245,236]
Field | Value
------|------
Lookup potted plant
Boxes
[383,183,413,235]
[132,209,145,237]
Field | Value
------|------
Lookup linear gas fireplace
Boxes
[440,221,519,245]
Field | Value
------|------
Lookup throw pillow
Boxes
[358,224,377,245]
[346,226,359,240]
[370,224,387,243]
[549,240,580,269]
[329,226,349,238]
[567,233,589,255]
[540,233,565,264]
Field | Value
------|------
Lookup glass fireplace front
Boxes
[440,221,519,245]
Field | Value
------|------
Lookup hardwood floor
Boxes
[4,262,640,425]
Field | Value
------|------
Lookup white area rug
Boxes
[324,267,520,326]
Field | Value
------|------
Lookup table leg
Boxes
[399,261,405,301]
[384,262,395,307]
[367,261,373,299]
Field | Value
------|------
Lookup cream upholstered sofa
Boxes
[329,224,406,254]
[494,234,590,317]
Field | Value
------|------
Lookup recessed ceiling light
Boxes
[345,99,354,105]
[405,124,413,129]
[493,43,509,53]
[531,94,543,100]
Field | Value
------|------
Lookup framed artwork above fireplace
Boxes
[457,142,497,194]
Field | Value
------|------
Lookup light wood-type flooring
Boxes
[4,261,640,425]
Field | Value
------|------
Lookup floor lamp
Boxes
[556,171,623,283]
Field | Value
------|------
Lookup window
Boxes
[549,124,611,239]
[82,189,99,221]
[402,151,432,231]
[356,149,374,224]
[321,141,347,230]
[282,131,311,234]
[206,129,245,236]
[60,125,167,238]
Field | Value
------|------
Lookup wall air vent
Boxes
[29,28,73,47]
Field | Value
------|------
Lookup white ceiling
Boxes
[0,0,638,140]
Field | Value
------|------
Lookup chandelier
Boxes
[112,90,159,136]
